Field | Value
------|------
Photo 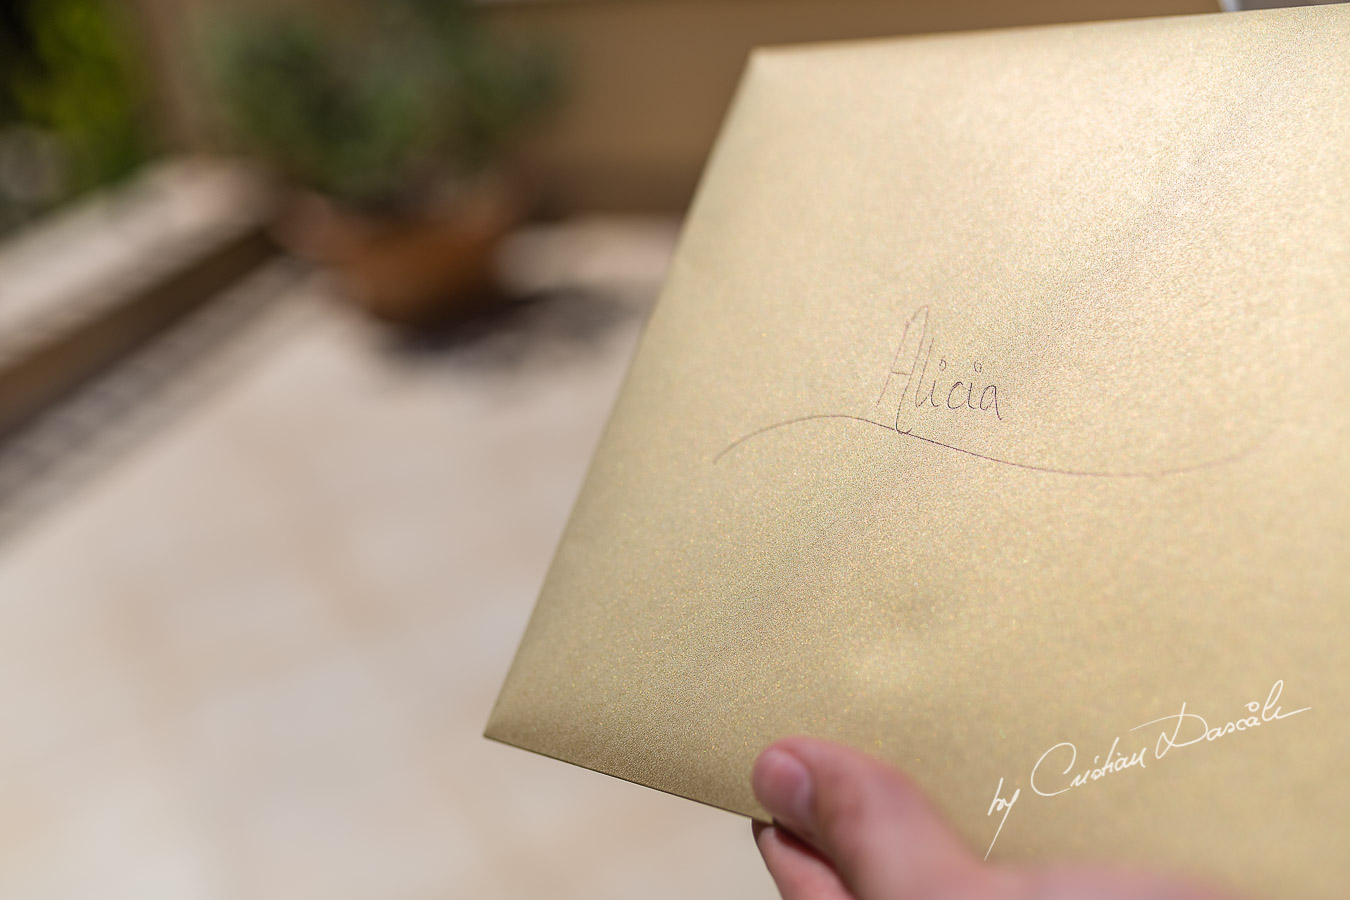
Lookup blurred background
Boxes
[0,0,1330,897]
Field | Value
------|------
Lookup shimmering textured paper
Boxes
[487,6,1350,896]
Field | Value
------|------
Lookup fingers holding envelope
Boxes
[753,821,855,900]
[751,737,1002,899]
[750,737,1246,900]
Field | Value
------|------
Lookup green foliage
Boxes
[208,0,560,212]
[0,0,147,231]
[0,1,43,124]
[5,0,147,192]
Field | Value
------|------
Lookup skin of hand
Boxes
[751,737,1246,900]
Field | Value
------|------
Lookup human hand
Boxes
[751,737,1243,900]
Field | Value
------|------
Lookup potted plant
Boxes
[208,0,559,326]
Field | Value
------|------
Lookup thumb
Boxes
[752,737,1001,900]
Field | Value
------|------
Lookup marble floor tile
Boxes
[0,220,778,899]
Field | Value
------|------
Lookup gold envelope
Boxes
[486,6,1350,897]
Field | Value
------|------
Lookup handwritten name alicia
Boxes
[875,304,1001,432]
[718,303,1253,478]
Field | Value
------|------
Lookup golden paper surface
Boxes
[486,6,1350,896]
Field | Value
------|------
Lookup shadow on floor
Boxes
[0,270,653,548]
[376,287,649,374]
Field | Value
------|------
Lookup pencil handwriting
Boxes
[716,304,1254,477]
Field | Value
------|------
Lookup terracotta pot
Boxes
[278,179,526,327]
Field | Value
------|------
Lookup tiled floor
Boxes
[0,221,778,899]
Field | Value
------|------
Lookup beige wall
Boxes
[486,0,1219,210]
[132,0,1221,212]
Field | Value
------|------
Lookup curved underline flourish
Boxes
[713,413,1257,478]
